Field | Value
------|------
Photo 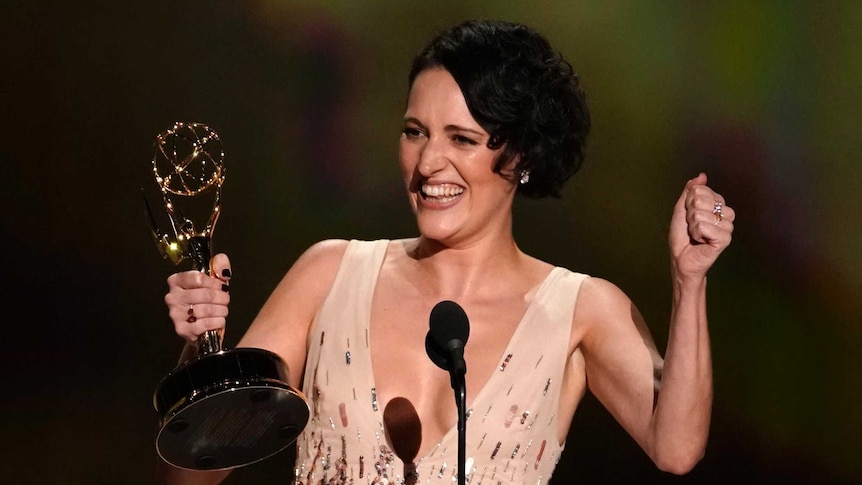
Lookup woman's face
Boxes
[399,68,517,246]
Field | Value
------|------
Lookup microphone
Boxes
[426,300,470,377]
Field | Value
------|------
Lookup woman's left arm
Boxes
[653,172,734,470]
[578,173,734,474]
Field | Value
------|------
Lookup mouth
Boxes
[419,183,464,203]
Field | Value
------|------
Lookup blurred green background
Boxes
[1,1,859,483]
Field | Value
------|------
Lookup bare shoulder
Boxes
[241,239,349,335]
[573,277,639,343]
[576,277,633,319]
[292,239,351,273]
[265,239,350,304]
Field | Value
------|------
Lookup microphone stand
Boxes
[451,370,466,485]
[427,301,470,485]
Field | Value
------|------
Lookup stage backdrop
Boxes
[0,1,859,483]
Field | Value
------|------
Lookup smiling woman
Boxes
[160,19,735,485]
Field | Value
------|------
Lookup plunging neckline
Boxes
[365,265,564,462]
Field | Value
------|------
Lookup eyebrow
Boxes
[445,124,485,137]
[402,117,486,137]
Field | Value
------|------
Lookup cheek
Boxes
[399,142,420,174]
[463,154,505,187]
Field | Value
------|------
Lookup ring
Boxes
[713,200,724,225]
[187,304,197,323]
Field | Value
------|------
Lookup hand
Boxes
[164,253,232,344]
[669,173,735,281]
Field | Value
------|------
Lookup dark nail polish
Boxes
[221,269,232,278]
[222,283,230,292]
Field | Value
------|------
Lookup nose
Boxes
[417,134,448,177]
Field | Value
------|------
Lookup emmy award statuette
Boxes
[145,122,309,470]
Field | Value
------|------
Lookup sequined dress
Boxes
[293,240,588,485]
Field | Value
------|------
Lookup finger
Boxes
[716,205,736,224]
[168,301,230,322]
[685,184,721,210]
[169,310,226,331]
[170,308,228,331]
[165,286,230,307]
[175,316,228,343]
[691,196,735,225]
[211,253,232,283]
[673,173,707,225]
[170,299,229,341]
[167,270,214,290]
[685,172,708,191]
[686,187,736,227]
[688,212,735,245]
[167,270,230,295]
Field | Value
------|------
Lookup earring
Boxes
[519,170,530,184]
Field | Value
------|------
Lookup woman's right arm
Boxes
[237,239,350,388]
[157,240,350,483]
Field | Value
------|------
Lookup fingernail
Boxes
[221,269,232,278]
[222,283,230,292]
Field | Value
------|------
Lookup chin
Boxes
[415,218,459,243]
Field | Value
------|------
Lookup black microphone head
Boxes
[429,300,470,349]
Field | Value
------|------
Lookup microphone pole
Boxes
[454,364,466,485]
[447,339,467,485]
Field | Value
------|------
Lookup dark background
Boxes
[1,1,859,483]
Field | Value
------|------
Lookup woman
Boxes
[162,20,734,484]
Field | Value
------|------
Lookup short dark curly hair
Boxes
[409,20,591,198]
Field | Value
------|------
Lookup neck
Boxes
[406,234,523,299]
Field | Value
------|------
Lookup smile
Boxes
[421,183,464,203]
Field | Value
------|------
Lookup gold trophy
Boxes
[145,122,309,470]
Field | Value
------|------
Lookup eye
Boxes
[452,134,478,146]
[402,126,425,140]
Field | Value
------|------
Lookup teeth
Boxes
[422,184,464,198]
